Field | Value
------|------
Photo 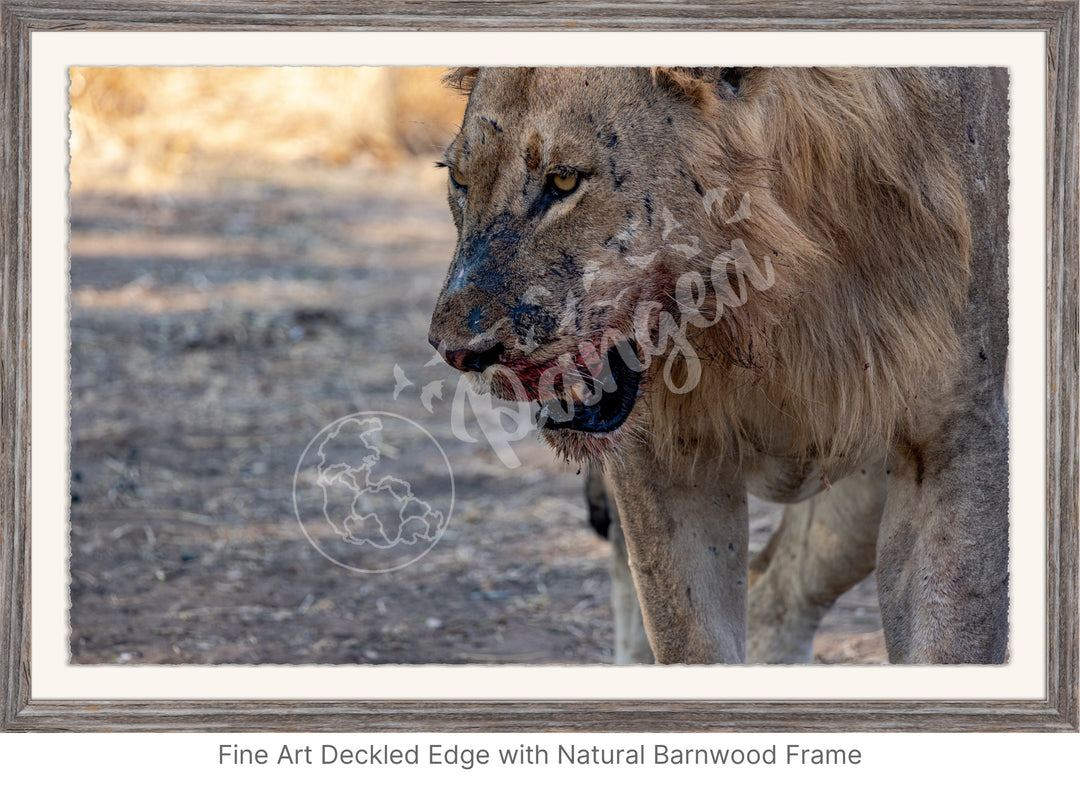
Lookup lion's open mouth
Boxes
[535,343,642,434]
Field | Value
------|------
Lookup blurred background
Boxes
[67,67,885,665]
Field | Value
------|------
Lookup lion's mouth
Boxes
[535,343,642,434]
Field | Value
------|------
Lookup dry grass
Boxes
[69,66,467,191]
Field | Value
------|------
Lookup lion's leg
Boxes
[605,448,748,664]
[585,464,653,664]
[746,468,886,663]
[610,514,655,664]
[876,407,1009,663]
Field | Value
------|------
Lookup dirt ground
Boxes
[68,157,887,666]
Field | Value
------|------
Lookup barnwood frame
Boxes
[1,0,1076,732]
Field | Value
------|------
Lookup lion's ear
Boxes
[652,67,715,106]
[653,67,754,105]
[444,67,479,96]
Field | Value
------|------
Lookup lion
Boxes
[428,67,1009,664]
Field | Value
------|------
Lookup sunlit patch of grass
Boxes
[69,66,467,192]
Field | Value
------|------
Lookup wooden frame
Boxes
[1,0,1076,732]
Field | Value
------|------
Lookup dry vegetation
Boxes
[67,67,885,666]
[70,66,464,190]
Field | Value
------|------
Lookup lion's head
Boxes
[429,67,971,467]
[428,67,782,462]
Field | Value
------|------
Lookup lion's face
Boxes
[428,68,717,461]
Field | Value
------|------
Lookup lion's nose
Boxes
[429,336,507,373]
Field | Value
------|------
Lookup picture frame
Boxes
[1,0,1076,732]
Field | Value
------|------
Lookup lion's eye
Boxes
[549,171,580,195]
[449,168,468,189]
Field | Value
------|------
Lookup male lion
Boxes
[428,67,1009,664]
